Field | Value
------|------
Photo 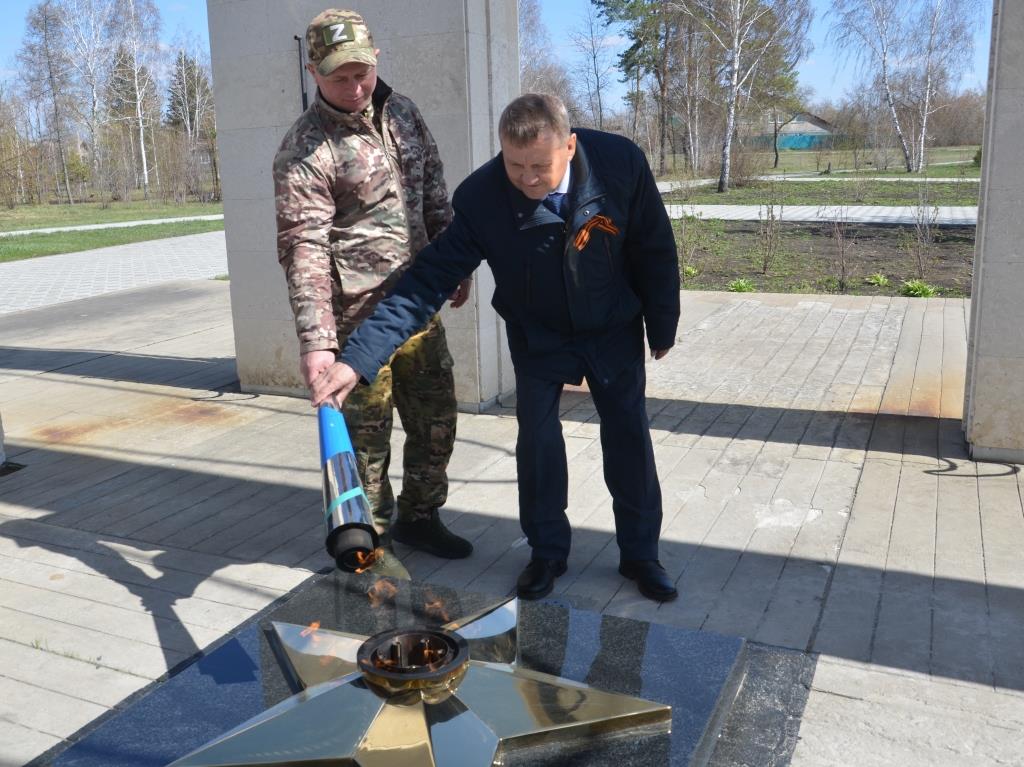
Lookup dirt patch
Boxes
[676,220,975,297]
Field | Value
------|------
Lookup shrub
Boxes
[865,272,890,287]
[900,279,939,297]
[683,264,699,280]
[972,147,982,167]
[727,278,756,293]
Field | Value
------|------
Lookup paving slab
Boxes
[2,279,1022,766]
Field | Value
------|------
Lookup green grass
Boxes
[900,279,941,297]
[0,200,223,232]
[755,145,980,176]
[833,163,979,179]
[727,277,756,292]
[674,179,979,206]
[660,145,980,179]
[0,219,225,262]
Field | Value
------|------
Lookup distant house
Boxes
[739,111,836,150]
[775,113,835,150]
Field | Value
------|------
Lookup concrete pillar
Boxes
[964,0,1024,462]
[206,0,518,410]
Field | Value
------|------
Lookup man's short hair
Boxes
[499,93,571,145]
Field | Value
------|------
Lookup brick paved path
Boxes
[0,232,227,316]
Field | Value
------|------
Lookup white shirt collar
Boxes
[553,162,571,195]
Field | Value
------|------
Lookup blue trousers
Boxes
[514,359,662,562]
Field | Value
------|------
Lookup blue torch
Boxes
[318,404,380,571]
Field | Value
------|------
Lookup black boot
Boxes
[391,509,473,559]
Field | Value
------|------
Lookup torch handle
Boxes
[317,404,355,466]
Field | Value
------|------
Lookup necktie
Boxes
[543,192,567,217]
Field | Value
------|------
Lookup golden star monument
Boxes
[168,594,670,766]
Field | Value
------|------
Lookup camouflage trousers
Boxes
[343,315,457,530]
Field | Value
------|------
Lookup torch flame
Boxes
[353,547,384,574]
[367,577,399,608]
[300,621,321,645]
[423,589,450,623]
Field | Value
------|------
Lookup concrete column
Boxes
[206,0,518,410]
[964,0,1024,462]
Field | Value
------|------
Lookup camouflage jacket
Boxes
[273,79,451,354]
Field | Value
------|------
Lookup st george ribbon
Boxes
[167,593,671,766]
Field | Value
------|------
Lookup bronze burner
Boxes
[357,627,469,696]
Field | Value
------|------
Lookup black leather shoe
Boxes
[391,510,473,559]
[619,560,678,602]
[516,558,567,600]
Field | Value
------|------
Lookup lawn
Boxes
[758,145,980,176]
[0,219,225,263]
[675,216,975,297]
[0,200,223,232]
[671,179,980,207]
[662,145,980,179]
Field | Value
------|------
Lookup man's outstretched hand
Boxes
[309,359,360,408]
[449,277,472,308]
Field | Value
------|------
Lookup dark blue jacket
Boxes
[340,128,680,384]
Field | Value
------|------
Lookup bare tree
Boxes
[569,3,616,128]
[829,1,913,171]
[111,0,161,198]
[59,0,117,185]
[519,0,579,115]
[18,1,75,203]
[829,0,980,173]
[166,36,217,199]
[671,0,813,192]
[0,86,28,207]
[907,0,979,170]
[671,15,712,171]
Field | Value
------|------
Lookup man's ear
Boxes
[567,132,577,158]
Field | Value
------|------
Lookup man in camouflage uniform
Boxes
[273,9,473,564]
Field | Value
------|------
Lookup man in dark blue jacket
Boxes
[311,94,681,603]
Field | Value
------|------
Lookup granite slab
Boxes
[44,571,746,767]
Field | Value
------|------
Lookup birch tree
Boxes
[166,44,216,197]
[18,1,75,203]
[111,0,161,197]
[671,0,812,192]
[569,4,616,129]
[829,1,915,171]
[58,0,117,183]
[906,0,979,170]
[519,0,578,115]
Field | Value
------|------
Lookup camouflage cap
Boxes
[306,9,376,75]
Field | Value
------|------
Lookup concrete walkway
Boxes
[0,232,228,316]
[0,215,224,238]
[1,273,1021,765]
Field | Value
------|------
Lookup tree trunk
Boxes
[718,43,741,193]
[879,55,913,172]
[133,72,150,198]
[41,11,73,204]
[630,67,641,142]
[656,10,670,176]
[773,111,781,168]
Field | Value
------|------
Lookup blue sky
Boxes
[541,0,993,108]
[1,0,992,105]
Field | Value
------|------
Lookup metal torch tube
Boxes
[318,405,379,570]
